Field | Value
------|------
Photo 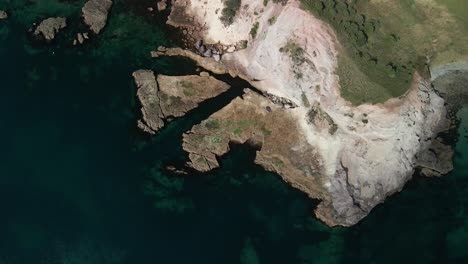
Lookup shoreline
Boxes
[152,0,458,227]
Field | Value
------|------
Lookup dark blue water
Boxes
[0,1,467,263]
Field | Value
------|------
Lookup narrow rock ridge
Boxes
[163,0,455,226]
[133,69,231,134]
[33,17,67,41]
[82,0,113,34]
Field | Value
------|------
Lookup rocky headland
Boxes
[151,0,462,227]
[82,0,113,34]
[133,70,230,134]
[32,17,67,42]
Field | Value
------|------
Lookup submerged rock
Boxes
[82,0,113,34]
[33,17,67,41]
[0,10,8,20]
[133,69,230,134]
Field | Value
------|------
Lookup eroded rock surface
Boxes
[165,0,454,226]
[133,70,230,134]
[82,0,113,34]
[33,17,67,41]
[183,89,329,199]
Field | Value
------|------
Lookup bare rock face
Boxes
[33,17,67,41]
[0,10,8,20]
[160,1,457,227]
[133,70,230,134]
[82,0,113,34]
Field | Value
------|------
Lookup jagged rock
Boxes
[33,17,67,41]
[157,0,167,12]
[0,10,8,20]
[166,165,188,175]
[162,0,457,227]
[417,138,454,177]
[77,33,84,44]
[227,46,236,53]
[195,39,203,49]
[133,70,230,134]
[198,45,206,54]
[264,92,298,108]
[133,70,164,133]
[82,0,113,34]
[199,71,210,77]
[213,54,221,61]
[203,48,213,57]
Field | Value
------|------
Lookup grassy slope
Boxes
[300,0,468,105]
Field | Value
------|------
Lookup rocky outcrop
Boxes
[152,47,230,75]
[158,0,457,227]
[157,0,167,12]
[183,89,328,208]
[0,10,8,20]
[82,0,112,34]
[416,138,454,177]
[33,17,67,41]
[133,70,230,134]
[73,32,89,46]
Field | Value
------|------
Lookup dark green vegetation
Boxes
[220,0,241,26]
[250,22,259,39]
[1,0,468,263]
[280,40,310,79]
[300,0,468,104]
[268,16,277,25]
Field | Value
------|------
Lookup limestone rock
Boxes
[82,0,113,34]
[0,10,8,20]
[157,0,167,12]
[33,17,67,41]
[165,0,456,227]
[133,69,230,134]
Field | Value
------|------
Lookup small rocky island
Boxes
[133,70,230,134]
[82,0,113,34]
[33,17,67,41]
[0,10,8,20]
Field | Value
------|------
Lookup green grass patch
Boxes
[260,124,272,137]
[231,118,254,136]
[183,89,195,96]
[300,0,467,104]
[268,16,277,25]
[205,119,221,130]
[178,81,194,88]
[220,0,241,26]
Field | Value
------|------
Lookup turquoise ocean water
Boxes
[0,1,467,263]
